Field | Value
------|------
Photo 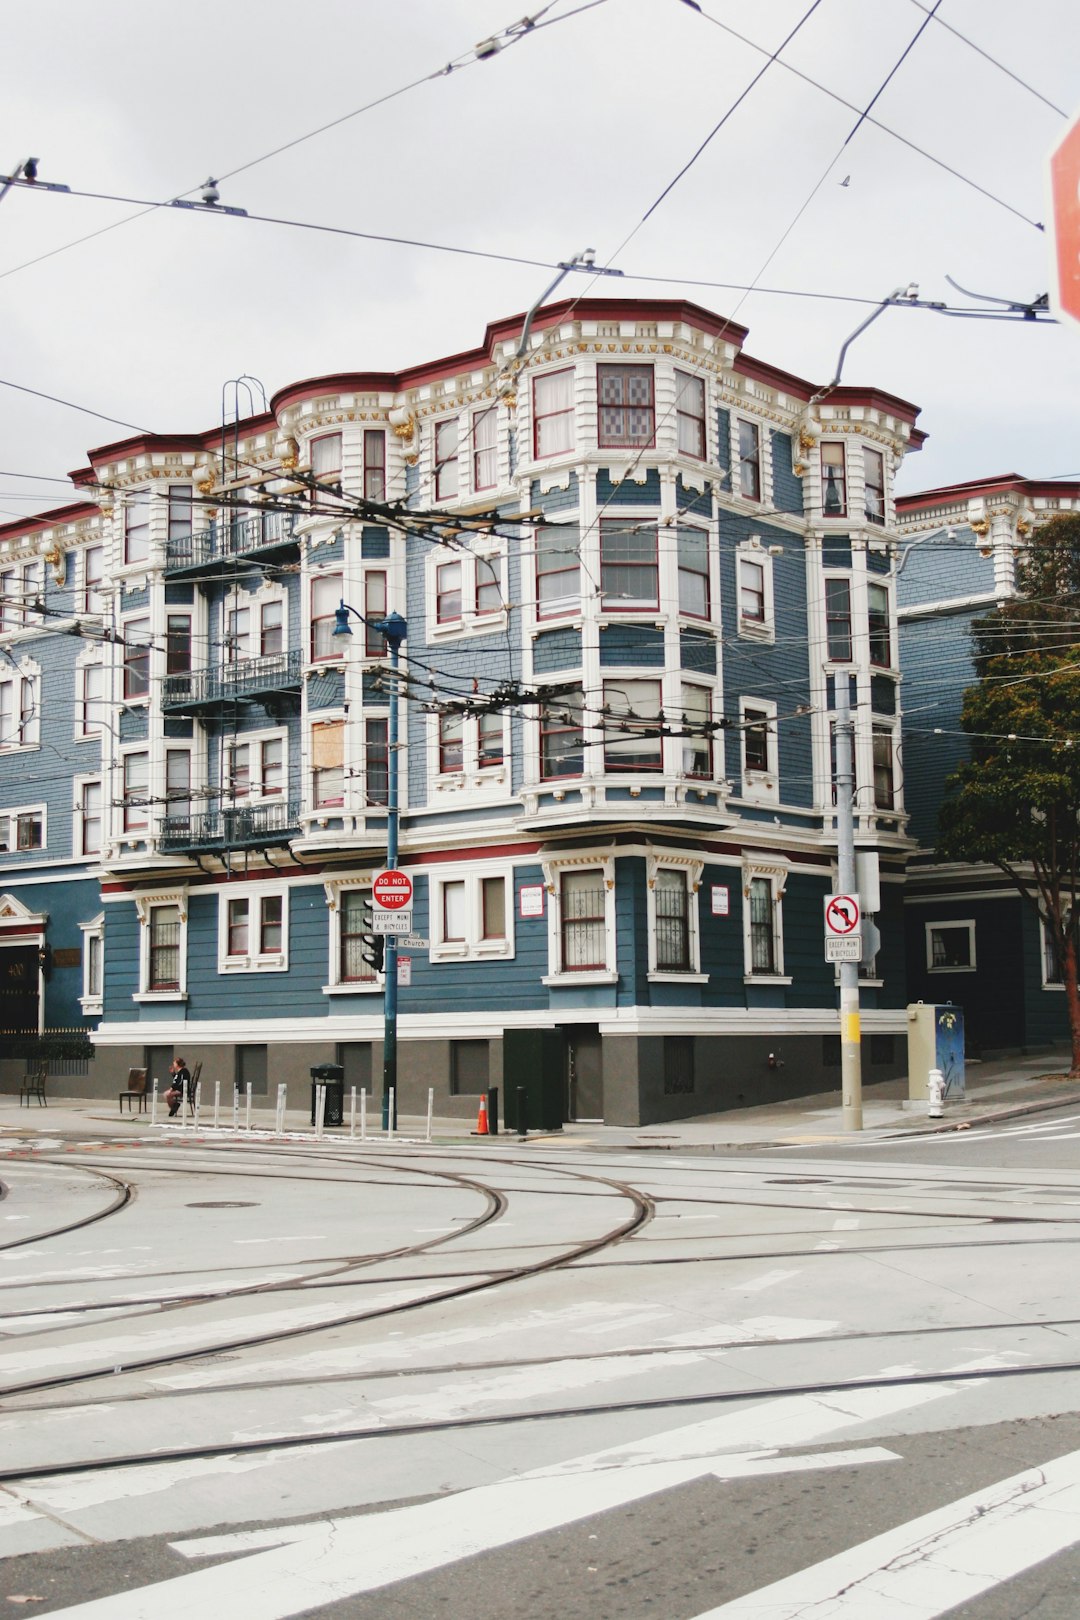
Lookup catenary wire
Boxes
[906,0,1068,117]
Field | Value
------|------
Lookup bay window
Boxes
[681,683,712,778]
[604,678,662,772]
[122,751,149,832]
[821,443,847,516]
[473,406,497,490]
[434,418,459,501]
[82,545,104,614]
[532,369,575,458]
[78,778,102,857]
[598,365,654,448]
[536,525,580,618]
[540,687,584,779]
[868,582,892,667]
[310,433,342,495]
[124,490,151,564]
[312,719,345,808]
[168,485,193,548]
[873,725,895,809]
[825,577,853,661]
[123,619,151,699]
[363,430,386,502]
[260,600,284,657]
[677,526,709,618]
[310,573,343,661]
[675,370,706,457]
[738,420,761,501]
[863,447,885,524]
[365,718,389,805]
[600,519,658,610]
[364,571,387,655]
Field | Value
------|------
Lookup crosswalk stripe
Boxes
[689,1444,1080,1618]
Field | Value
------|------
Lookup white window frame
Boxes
[121,612,152,704]
[322,874,383,994]
[225,726,289,804]
[429,864,516,963]
[541,853,618,986]
[0,803,46,854]
[646,854,706,981]
[741,857,791,984]
[119,747,151,836]
[739,696,778,802]
[429,709,508,791]
[216,882,289,974]
[926,919,976,974]
[79,913,105,1015]
[309,713,347,813]
[1041,917,1066,990]
[426,542,507,640]
[76,651,107,740]
[434,416,460,502]
[74,775,102,860]
[134,888,188,1001]
[735,544,775,642]
[0,660,41,751]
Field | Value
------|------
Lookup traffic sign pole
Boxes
[378,617,407,1131]
[835,676,863,1130]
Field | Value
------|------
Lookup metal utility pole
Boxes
[835,675,863,1130]
[379,611,406,1130]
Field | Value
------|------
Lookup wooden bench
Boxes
[19,1064,47,1107]
[119,1067,148,1113]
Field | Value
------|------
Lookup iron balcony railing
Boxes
[159,796,301,853]
[165,512,298,574]
[161,649,302,711]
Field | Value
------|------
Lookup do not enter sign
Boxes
[373,869,413,911]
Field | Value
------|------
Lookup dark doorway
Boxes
[0,946,39,1037]
[144,1046,174,1091]
[236,1044,268,1096]
[567,1025,603,1121]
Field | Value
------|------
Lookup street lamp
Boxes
[332,602,407,1129]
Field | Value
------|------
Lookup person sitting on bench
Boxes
[165,1056,191,1117]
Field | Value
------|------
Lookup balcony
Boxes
[165,512,300,577]
[159,796,300,854]
[162,650,302,715]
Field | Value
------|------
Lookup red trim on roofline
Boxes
[897,472,1080,510]
[0,501,101,542]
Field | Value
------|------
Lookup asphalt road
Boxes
[4,1106,1080,1617]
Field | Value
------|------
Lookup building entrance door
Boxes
[567,1025,603,1122]
[0,946,39,1038]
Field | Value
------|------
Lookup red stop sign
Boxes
[1049,110,1080,331]
[373,868,412,910]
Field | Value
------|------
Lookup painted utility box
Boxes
[907,1002,965,1101]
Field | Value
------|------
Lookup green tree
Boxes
[937,514,1080,1074]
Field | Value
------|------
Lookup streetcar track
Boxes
[4,1357,1079,1485]
[0,1155,653,1400]
[0,1163,133,1252]
[8,1311,1080,1414]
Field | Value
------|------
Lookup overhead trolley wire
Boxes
[906,0,1068,117]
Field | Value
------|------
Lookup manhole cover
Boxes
[185,1200,259,1208]
[763,1178,828,1185]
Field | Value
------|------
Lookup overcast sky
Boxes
[1,0,1077,522]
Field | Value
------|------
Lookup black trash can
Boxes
[310,1062,345,1127]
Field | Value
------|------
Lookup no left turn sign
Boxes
[825,893,860,936]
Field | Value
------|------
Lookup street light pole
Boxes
[835,674,863,1131]
[332,603,407,1131]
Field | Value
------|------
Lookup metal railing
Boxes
[165,512,297,572]
[162,649,302,709]
[159,796,301,852]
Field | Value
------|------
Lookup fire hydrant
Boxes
[928,1067,945,1119]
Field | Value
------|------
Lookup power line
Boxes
[0,376,151,433]
[0,0,609,286]
[907,0,1068,117]
[689,3,1044,232]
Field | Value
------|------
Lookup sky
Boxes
[0,0,1077,524]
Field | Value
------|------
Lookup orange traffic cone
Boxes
[475,1091,489,1136]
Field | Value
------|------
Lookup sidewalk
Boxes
[2,1047,1079,1153]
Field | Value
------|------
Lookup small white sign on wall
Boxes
[519,884,545,919]
[397,955,412,986]
[711,886,730,917]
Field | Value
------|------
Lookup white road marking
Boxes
[28,1375,972,1616]
[832,1217,860,1230]
[689,1444,1080,1617]
[737,1269,799,1294]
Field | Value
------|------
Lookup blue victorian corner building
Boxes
[0,298,930,1122]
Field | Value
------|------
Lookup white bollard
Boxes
[245,1082,253,1131]
[315,1083,326,1139]
[193,1081,202,1130]
[388,1087,396,1139]
[360,1087,368,1141]
[275,1083,287,1135]
[213,1080,221,1130]
[151,1079,158,1127]
[928,1067,945,1119]
[349,1086,357,1139]
[426,1086,434,1143]
[232,1084,239,1131]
